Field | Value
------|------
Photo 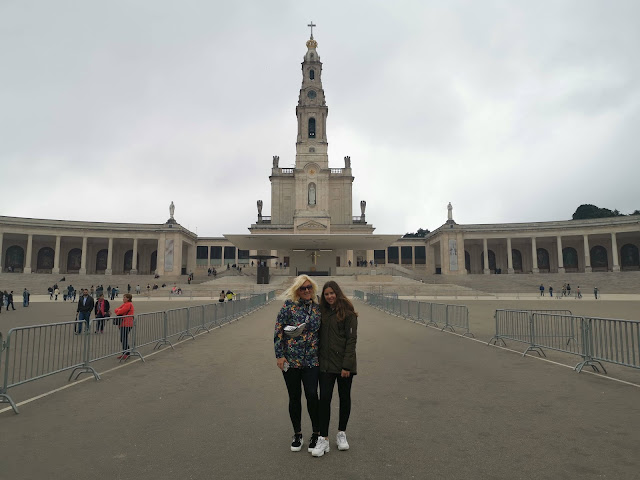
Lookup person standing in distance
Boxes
[312,281,358,457]
[274,275,321,453]
[76,288,94,334]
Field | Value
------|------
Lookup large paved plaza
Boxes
[1,298,639,479]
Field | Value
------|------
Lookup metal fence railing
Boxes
[489,309,640,375]
[0,292,275,414]
[362,293,474,337]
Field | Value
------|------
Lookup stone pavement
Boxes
[1,301,639,479]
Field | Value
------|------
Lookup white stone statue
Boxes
[447,202,453,221]
[272,155,279,168]
[344,156,351,168]
[308,183,316,206]
[360,200,366,216]
[257,200,263,216]
[170,201,175,219]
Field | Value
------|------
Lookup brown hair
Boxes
[320,281,358,322]
[123,293,133,302]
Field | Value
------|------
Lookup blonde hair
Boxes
[284,275,319,303]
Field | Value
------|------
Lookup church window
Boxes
[308,118,316,138]
[309,69,315,80]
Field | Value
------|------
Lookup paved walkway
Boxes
[1,301,639,479]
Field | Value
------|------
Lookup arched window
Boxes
[590,245,608,269]
[308,118,316,138]
[37,247,55,270]
[562,247,578,269]
[512,249,523,272]
[621,244,640,269]
[536,248,550,270]
[5,245,24,271]
[67,248,82,271]
[96,249,108,271]
[309,69,315,80]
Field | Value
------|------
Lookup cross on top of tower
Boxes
[307,21,316,39]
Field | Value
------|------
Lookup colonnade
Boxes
[443,231,640,275]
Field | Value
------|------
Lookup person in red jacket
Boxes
[114,293,135,360]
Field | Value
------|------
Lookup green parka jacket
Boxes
[319,306,357,375]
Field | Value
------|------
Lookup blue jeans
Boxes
[77,311,91,333]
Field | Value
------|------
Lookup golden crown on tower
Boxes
[306,38,318,49]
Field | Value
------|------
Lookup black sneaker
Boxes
[291,433,303,452]
[308,433,319,453]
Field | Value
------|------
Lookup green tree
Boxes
[572,204,623,220]
[403,228,430,238]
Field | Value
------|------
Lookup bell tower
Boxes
[295,22,329,170]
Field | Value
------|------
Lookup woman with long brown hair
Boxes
[312,280,358,457]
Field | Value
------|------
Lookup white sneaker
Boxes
[311,436,330,457]
[336,431,349,451]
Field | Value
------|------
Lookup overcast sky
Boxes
[1,1,638,237]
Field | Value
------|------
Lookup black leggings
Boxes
[318,372,354,437]
[282,366,319,433]
[120,326,132,354]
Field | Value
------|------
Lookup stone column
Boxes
[583,234,592,272]
[483,238,490,274]
[458,234,466,274]
[506,237,514,274]
[531,237,539,273]
[53,235,61,274]
[366,249,374,265]
[611,232,620,272]
[24,234,33,274]
[346,249,354,267]
[208,246,212,267]
[556,235,565,274]
[385,248,389,265]
[131,237,138,274]
[156,235,165,275]
[0,231,4,271]
[80,237,88,274]
[411,246,415,268]
[106,237,113,275]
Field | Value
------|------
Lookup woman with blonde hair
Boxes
[274,274,321,453]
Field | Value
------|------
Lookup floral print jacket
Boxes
[274,299,321,368]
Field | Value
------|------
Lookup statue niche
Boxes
[308,183,316,206]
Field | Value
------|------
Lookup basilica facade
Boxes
[1,30,638,278]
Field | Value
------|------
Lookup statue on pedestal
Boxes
[344,156,351,168]
[360,200,366,220]
[447,202,453,221]
[257,200,263,219]
[169,201,175,219]
[272,156,279,168]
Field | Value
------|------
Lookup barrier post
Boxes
[127,316,145,362]
[0,332,19,414]
[522,312,545,357]
[154,312,174,350]
[69,322,101,381]
[178,307,195,341]
[574,318,607,374]
[426,303,437,327]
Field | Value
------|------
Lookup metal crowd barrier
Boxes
[363,293,474,337]
[0,292,275,414]
[489,309,640,375]
[353,290,364,300]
